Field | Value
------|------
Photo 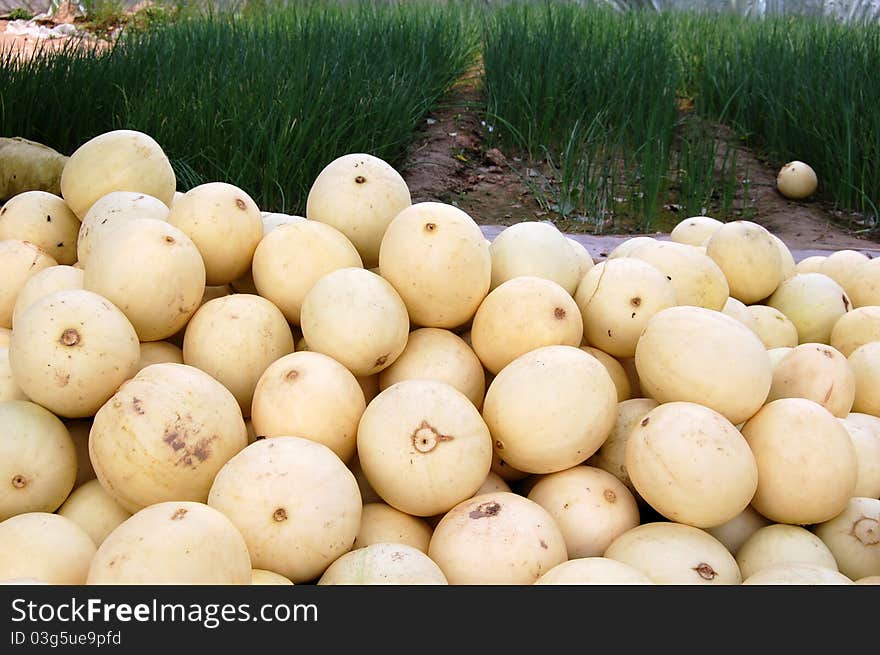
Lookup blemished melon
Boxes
[747,305,799,349]
[766,273,851,344]
[88,362,248,513]
[813,497,880,581]
[60,129,176,219]
[766,343,856,417]
[427,492,567,585]
[776,161,818,200]
[11,264,84,330]
[306,152,412,269]
[669,216,723,246]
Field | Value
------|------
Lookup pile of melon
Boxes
[0,129,878,586]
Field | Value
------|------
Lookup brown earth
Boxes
[399,62,880,260]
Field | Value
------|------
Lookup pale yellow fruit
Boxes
[847,258,880,308]
[353,503,433,553]
[528,466,639,559]
[635,306,772,425]
[76,190,170,268]
[706,506,773,556]
[0,400,76,521]
[736,524,838,580]
[0,347,26,401]
[830,306,880,357]
[483,346,617,474]
[534,557,654,585]
[183,294,294,415]
[567,237,594,284]
[252,220,362,325]
[9,289,139,418]
[839,413,880,498]
[0,512,96,584]
[669,216,723,246]
[575,258,676,359]
[747,305,799,349]
[380,202,491,328]
[849,342,880,416]
[705,221,782,304]
[318,543,447,585]
[767,273,851,344]
[306,153,411,268]
[580,346,630,402]
[379,328,485,408]
[57,478,131,547]
[65,418,94,488]
[814,497,879,580]
[0,239,57,328]
[208,437,361,583]
[772,235,797,282]
[0,328,9,348]
[776,161,818,200]
[300,267,409,376]
[607,236,656,258]
[628,240,729,310]
[722,296,759,334]
[604,522,741,585]
[357,380,492,517]
[60,130,176,219]
[471,276,582,375]
[11,264,83,329]
[741,398,857,525]
[260,212,304,235]
[250,350,365,463]
[83,218,206,341]
[627,401,758,528]
[134,340,183,374]
[767,346,794,368]
[587,398,658,497]
[820,249,871,299]
[0,191,79,264]
[166,182,263,285]
[766,343,855,417]
[251,569,294,585]
[87,501,251,584]
[488,221,582,294]
[742,563,853,585]
[89,363,248,513]
[473,471,511,496]
[428,492,567,584]
[795,255,827,274]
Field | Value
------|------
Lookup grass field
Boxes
[1,0,877,232]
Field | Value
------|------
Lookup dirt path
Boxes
[398,60,880,257]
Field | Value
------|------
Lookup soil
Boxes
[3,14,880,260]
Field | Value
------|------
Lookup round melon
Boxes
[488,221,582,294]
[669,216,723,246]
[534,557,654,585]
[849,342,880,416]
[353,503,433,553]
[814,497,880,581]
[0,190,79,264]
[705,220,782,304]
[747,305,799,349]
[0,512,96,584]
[767,273,851,344]
[736,524,839,580]
[11,264,83,329]
[776,160,818,200]
[830,306,880,357]
[0,239,57,329]
[766,343,855,417]
[318,543,447,585]
[839,413,880,498]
